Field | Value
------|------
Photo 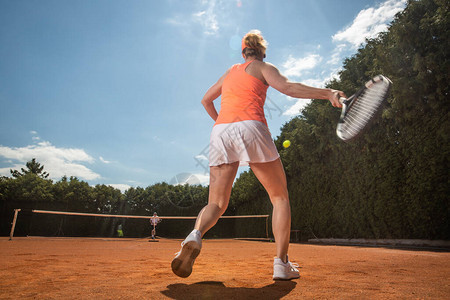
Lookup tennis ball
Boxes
[283,140,291,148]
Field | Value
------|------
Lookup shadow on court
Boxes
[161,280,297,299]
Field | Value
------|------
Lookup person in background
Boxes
[117,224,123,238]
[150,212,161,240]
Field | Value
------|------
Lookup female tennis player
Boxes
[172,30,345,280]
[150,212,161,240]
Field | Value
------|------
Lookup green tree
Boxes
[230,0,449,240]
[10,158,50,179]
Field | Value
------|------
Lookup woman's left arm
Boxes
[201,69,230,122]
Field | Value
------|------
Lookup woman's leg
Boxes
[250,158,290,263]
[172,162,239,278]
[195,161,240,235]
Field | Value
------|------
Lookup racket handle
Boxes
[337,94,347,105]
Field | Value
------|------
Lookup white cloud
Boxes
[107,184,131,193]
[166,0,220,36]
[282,54,322,78]
[283,99,312,116]
[193,0,219,35]
[99,156,112,164]
[194,11,206,18]
[169,172,209,186]
[0,140,100,180]
[30,131,40,141]
[192,173,209,185]
[329,44,347,65]
[332,0,407,48]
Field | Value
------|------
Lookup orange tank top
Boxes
[215,60,269,126]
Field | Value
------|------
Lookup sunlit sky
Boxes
[0,0,406,190]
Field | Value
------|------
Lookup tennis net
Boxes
[9,209,269,240]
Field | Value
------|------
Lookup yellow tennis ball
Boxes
[283,140,291,148]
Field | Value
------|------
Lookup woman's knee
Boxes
[208,200,229,214]
[269,194,290,206]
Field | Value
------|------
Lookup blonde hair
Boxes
[242,30,268,58]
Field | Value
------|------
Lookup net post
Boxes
[265,215,269,239]
[9,209,21,241]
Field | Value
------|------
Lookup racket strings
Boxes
[340,81,389,138]
[347,90,384,121]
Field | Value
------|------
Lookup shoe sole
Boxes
[273,274,300,281]
[171,241,201,278]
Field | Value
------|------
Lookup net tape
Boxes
[32,210,269,219]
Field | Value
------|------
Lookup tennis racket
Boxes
[336,74,392,141]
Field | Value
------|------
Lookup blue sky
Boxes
[0,0,406,191]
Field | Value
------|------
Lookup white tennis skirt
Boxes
[209,120,280,167]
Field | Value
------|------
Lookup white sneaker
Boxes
[273,256,300,280]
[171,229,202,278]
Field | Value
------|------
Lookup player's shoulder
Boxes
[246,60,275,71]
[261,61,277,68]
[229,63,240,71]
[226,63,240,69]
[224,64,238,75]
[259,61,279,74]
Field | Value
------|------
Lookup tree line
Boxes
[1,0,448,240]
[231,0,449,240]
[0,159,262,238]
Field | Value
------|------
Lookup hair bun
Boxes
[241,30,268,52]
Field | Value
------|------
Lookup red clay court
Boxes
[1,237,449,299]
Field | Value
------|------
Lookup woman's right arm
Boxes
[201,69,230,121]
[261,62,344,108]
